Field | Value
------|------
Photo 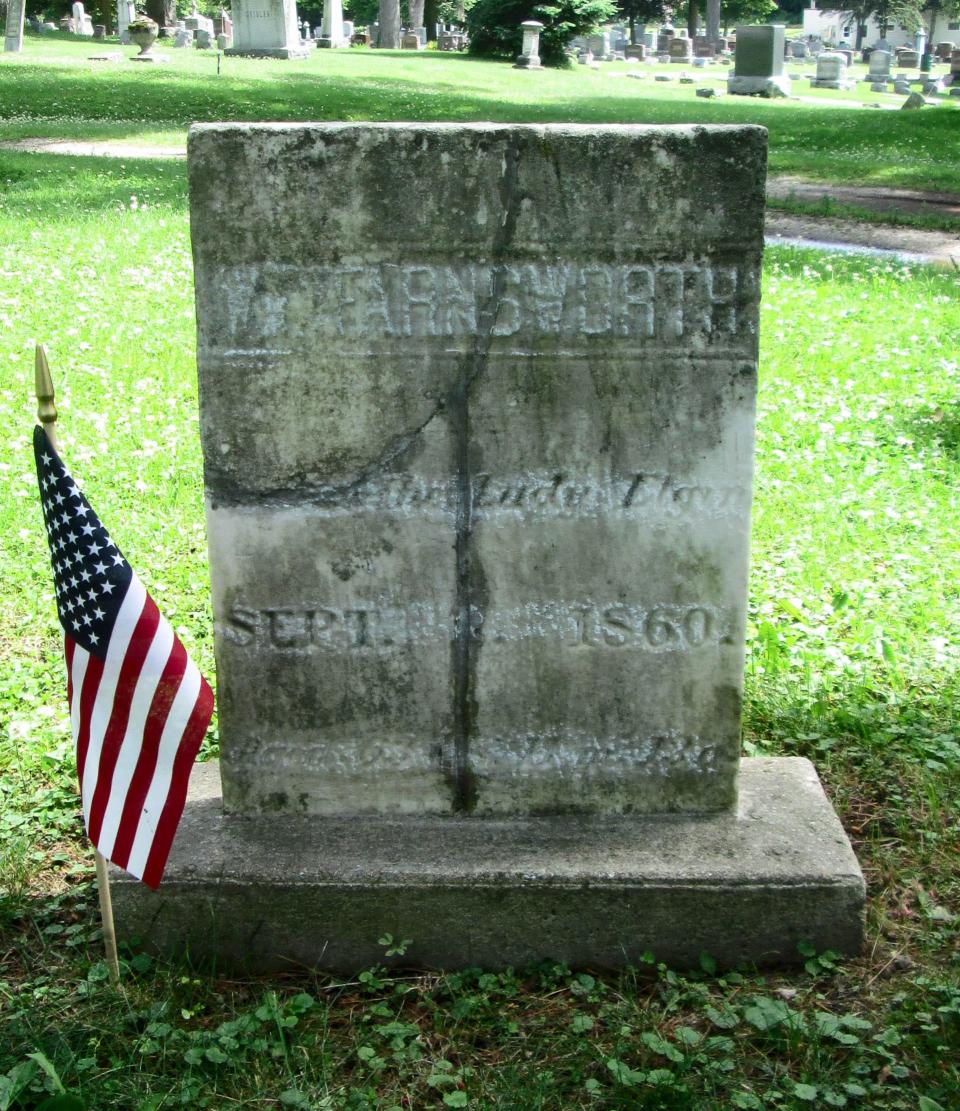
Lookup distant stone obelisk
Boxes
[317,0,345,46]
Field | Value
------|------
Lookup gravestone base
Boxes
[224,44,310,57]
[810,77,854,90]
[727,74,791,96]
[112,757,864,972]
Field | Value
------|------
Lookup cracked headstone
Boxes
[111,123,865,975]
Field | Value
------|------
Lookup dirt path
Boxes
[768,176,960,220]
[765,212,960,265]
[3,139,958,263]
[0,137,185,158]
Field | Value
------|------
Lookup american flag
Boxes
[34,425,213,889]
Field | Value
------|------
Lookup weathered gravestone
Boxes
[729,24,791,96]
[4,0,26,52]
[810,51,853,89]
[866,49,891,82]
[225,0,309,57]
[669,36,692,62]
[112,123,864,971]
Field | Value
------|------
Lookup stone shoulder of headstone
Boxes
[902,91,926,108]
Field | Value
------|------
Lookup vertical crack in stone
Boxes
[447,135,523,813]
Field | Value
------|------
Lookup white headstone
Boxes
[811,51,850,89]
[319,0,346,46]
[227,0,309,57]
[117,0,135,43]
[514,19,543,68]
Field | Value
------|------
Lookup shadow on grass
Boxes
[898,401,960,462]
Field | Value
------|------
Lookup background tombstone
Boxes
[729,24,790,96]
[226,0,309,57]
[866,48,891,81]
[811,51,852,89]
[317,0,346,47]
[4,0,26,52]
[117,0,135,42]
[587,30,610,59]
[72,2,94,34]
[514,20,542,68]
[111,122,865,972]
[668,35,692,63]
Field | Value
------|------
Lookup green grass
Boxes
[1,120,960,1110]
[1,34,959,191]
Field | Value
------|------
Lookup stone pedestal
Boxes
[728,74,791,96]
[114,121,864,971]
[113,758,865,971]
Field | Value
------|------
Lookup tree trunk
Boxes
[409,0,424,29]
[424,0,438,39]
[706,0,720,45]
[145,0,175,28]
[377,0,399,46]
[687,1,697,40]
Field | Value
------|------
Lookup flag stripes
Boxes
[35,425,214,889]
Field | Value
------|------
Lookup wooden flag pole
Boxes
[35,343,122,987]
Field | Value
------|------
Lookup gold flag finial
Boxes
[35,344,58,449]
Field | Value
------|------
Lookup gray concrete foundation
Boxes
[112,756,864,972]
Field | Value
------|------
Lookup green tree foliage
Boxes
[616,0,667,34]
[467,0,616,65]
[675,0,776,36]
[718,0,777,29]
